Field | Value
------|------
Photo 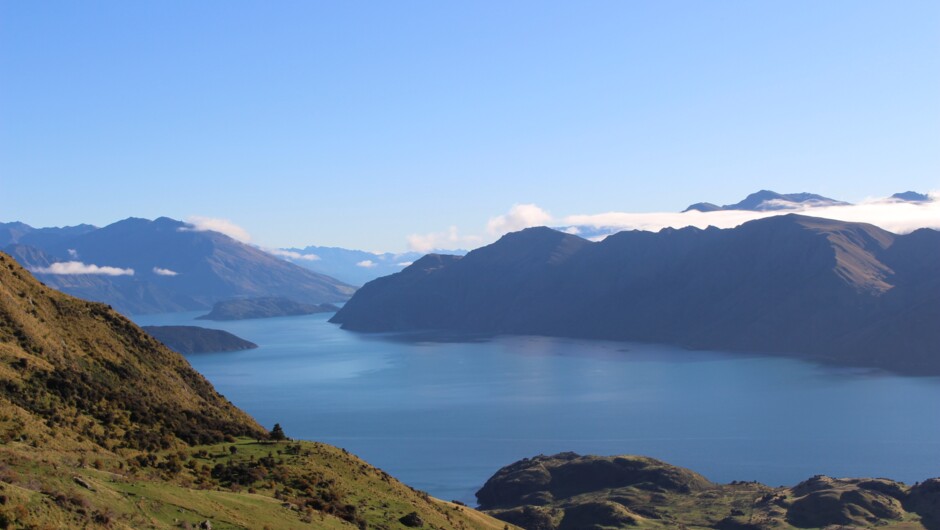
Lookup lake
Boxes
[134,311,940,505]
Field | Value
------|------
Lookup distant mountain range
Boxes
[554,189,935,240]
[332,214,940,375]
[2,217,355,314]
[275,245,467,286]
[682,189,850,212]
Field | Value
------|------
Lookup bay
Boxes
[134,311,940,505]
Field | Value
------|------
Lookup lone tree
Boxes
[269,423,286,441]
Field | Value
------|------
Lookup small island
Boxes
[196,296,340,321]
[142,325,258,354]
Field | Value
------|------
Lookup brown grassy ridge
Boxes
[0,252,515,529]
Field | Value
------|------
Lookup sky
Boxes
[2,1,938,252]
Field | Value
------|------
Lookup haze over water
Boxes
[136,312,940,505]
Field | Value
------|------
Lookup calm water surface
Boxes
[135,312,940,505]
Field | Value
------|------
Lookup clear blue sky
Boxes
[2,1,938,251]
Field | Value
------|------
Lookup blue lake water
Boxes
[134,312,940,505]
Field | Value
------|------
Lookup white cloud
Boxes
[356,260,377,268]
[266,248,320,261]
[486,203,553,235]
[562,192,940,236]
[181,216,251,243]
[397,261,414,267]
[153,267,179,276]
[407,225,483,253]
[67,249,79,258]
[32,261,134,276]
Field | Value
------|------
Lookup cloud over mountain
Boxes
[562,193,940,236]
[407,225,482,253]
[407,192,940,252]
[182,216,252,243]
[486,203,553,235]
[31,261,134,276]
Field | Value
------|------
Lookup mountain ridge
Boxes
[332,214,940,374]
[2,217,356,314]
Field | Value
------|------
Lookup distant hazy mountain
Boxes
[3,217,355,314]
[333,214,940,375]
[0,221,97,248]
[277,245,466,286]
[196,296,339,321]
[682,189,849,212]
[892,190,931,202]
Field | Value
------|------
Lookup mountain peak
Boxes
[683,190,848,212]
[891,191,930,202]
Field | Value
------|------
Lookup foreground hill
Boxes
[478,453,940,530]
[2,217,356,314]
[332,214,940,375]
[0,252,513,529]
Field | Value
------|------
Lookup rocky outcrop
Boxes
[479,453,940,530]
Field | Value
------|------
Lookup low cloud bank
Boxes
[563,194,940,235]
[356,260,377,268]
[407,226,482,253]
[32,261,134,276]
[406,193,940,253]
[266,248,320,261]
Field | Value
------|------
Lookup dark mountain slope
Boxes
[333,215,940,374]
[5,217,356,314]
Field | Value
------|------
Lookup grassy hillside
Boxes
[0,252,514,529]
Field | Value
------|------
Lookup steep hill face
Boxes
[0,252,265,450]
[4,217,356,314]
[332,215,940,374]
[0,253,514,529]
[478,453,940,530]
